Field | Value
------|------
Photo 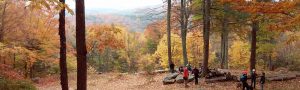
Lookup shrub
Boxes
[0,78,36,90]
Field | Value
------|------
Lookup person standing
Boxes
[170,63,175,73]
[183,67,189,87]
[240,71,248,90]
[178,66,184,73]
[260,72,265,90]
[251,69,257,89]
[192,67,200,85]
[187,64,192,71]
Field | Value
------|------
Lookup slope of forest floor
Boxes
[36,72,300,90]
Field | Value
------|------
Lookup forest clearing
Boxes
[1,0,300,90]
[37,70,300,90]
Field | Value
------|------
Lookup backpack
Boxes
[240,75,246,82]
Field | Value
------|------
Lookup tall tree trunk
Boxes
[76,0,87,90]
[180,0,188,66]
[220,4,229,69]
[250,21,258,71]
[167,0,174,72]
[13,53,16,68]
[59,0,69,90]
[268,54,273,71]
[202,0,211,75]
[0,1,7,42]
[29,63,34,78]
[24,60,28,78]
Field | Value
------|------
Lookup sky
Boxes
[66,0,163,10]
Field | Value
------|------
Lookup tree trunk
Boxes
[76,0,87,90]
[180,0,188,66]
[29,63,34,78]
[24,60,28,78]
[268,54,273,71]
[250,21,258,71]
[167,0,174,72]
[202,0,211,75]
[13,53,16,68]
[220,4,229,69]
[59,0,69,90]
[0,1,7,42]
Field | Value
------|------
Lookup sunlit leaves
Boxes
[26,0,74,15]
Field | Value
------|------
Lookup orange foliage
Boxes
[144,20,166,40]
[87,24,125,53]
[221,0,300,31]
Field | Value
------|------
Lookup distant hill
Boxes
[67,7,164,32]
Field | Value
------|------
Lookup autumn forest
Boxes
[0,0,300,90]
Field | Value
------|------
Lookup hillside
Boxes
[67,8,164,32]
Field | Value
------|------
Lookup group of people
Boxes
[177,64,201,87]
[171,63,266,90]
[240,69,266,90]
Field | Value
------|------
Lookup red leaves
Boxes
[0,64,24,80]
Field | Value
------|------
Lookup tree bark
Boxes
[167,0,174,72]
[250,21,258,71]
[202,0,211,75]
[268,54,273,71]
[59,0,69,90]
[13,53,16,68]
[76,0,87,90]
[0,1,8,42]
[220,4,229,69]
[180,0,188,66]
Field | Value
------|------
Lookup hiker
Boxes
[187,64,192,71]
[240,71,249,90]
[251,69,257,89]
[169,63,175,73]
[260,72,265,90]
[178,66,184,73]
[192,67,200,85]
[183,67,189,87]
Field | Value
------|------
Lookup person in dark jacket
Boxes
[251,69,257,89]
[187,64,192,71]
[260,72,265,90]
[169,63,175,73]
[240,71,249,90]
[178,66,184,73]
[192,67,200,85]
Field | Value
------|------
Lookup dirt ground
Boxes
[36,72,300,90]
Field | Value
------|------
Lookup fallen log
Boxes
[188,75,195,82]
[163,77,175,85]
[205,76,227,83]
[166,73,179,79]
[292,72,300,77]
[175,74,195,83]
[154,69,169,73]
[232,75,240,82]
[267,74,296,81]
[175,75,184,83]
[205,69,229,79]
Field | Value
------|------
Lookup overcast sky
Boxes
[66,0,163,10]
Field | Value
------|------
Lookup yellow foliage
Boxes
[154,31,216,69]
[229,40,250,69]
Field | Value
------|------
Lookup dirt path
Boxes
[37,73,300,90]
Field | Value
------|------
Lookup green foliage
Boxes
[140,54,156,73]
[145,39,158,54]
